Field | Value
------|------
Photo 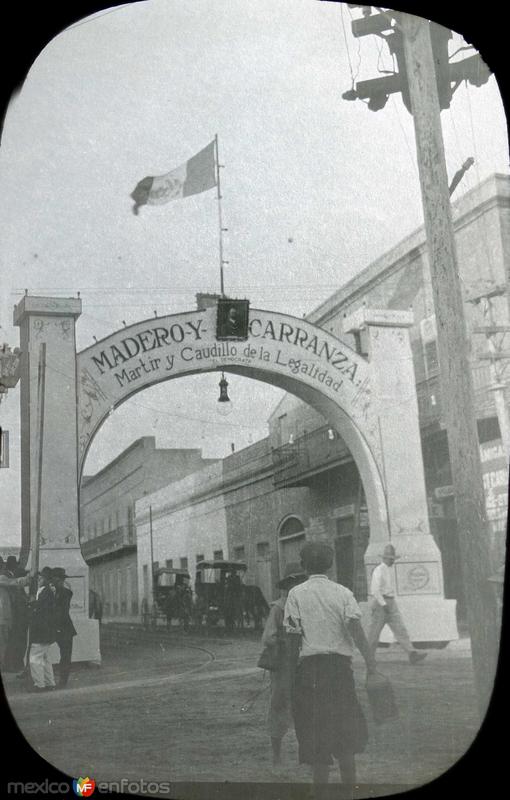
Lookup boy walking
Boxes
[284,542,380,789]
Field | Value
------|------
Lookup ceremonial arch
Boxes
[14,294,458,659]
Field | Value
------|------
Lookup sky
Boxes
[0,0,508,544]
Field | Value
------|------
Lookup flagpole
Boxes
[215,134,227,296]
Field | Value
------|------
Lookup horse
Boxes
[241,585,270,630]
[162,586,193,631]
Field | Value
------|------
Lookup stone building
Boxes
[80,436,216,621]
[136,173,508,624]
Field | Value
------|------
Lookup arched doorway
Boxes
[278,515,306,570]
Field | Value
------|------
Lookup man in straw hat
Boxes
[284,542,381,790]
[260,562,307,767]
[367,543,427,665]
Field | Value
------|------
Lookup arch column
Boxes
[344,308,458,642]
[14,295,100,662]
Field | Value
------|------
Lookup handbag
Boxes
[257,641,284,671]
[366,672,398,724]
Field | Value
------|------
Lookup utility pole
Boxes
[343,8,499,717]
[401,14,499,718]
[34,343,47,579]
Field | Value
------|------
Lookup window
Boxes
[127,506,135,541]
[277,413,288,446]
[120,568,127,615]
[233,546,245,561]
[165,559,173,569]
[256,542,269,558]
[425,340,439,375]
[142,564,149,601]
[180,557,188,569]
[152,560,159,573]
[279,516,305,539]
[213,549,224,560]
[196,554,205,563]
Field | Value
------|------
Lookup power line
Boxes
[42,360,273,434]
[340,3,356,89]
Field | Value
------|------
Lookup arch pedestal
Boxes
[14,296,100,663]
[344,308,457,642]
[14,295,457,658]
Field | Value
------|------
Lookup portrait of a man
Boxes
[216,299,249,340]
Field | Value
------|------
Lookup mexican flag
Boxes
[131,141,217,215]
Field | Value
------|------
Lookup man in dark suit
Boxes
[51,567,77,688]
[28,566,57,691]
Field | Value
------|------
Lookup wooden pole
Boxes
[401,13,499,717]
[149,504,155,607]
[34,342,47,579]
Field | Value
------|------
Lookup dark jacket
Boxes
[54,586,77,638]
[29,586,57,645]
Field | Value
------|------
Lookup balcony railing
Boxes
[272,425,350,488]
[81,525,136,561]
[273,366,501,489]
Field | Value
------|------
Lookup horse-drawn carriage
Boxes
[142,567,193,630]
[194,560,269,630]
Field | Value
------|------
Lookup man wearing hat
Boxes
[367,543,427,665]
[0,562,31,672]
[28,566,57,691]
[51,568,77,688]
[0,561,13,670]
[4,560,30,674]
[260,562,307,767]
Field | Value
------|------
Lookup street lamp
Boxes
[217,372,233,416]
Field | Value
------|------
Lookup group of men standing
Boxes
[0,559,76,691]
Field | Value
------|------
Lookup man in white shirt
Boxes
[367,544,427,665]
[284,542,380,789]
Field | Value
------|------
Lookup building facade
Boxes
[80,436,216,621]
[135,174,508,620]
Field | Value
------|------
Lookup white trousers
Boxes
[29,643,56,688]
[367,597,414,658]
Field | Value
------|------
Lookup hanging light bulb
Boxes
[288,433,295,444]
[217,372,233,416]
[328,428,336,440]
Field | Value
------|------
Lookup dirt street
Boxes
[3,628,481,797]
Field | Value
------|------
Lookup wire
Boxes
[43,360,271,433]
[340,3,356,88]
[372,35,417,177]
[347,5,363,85]
[240,670,269,713]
